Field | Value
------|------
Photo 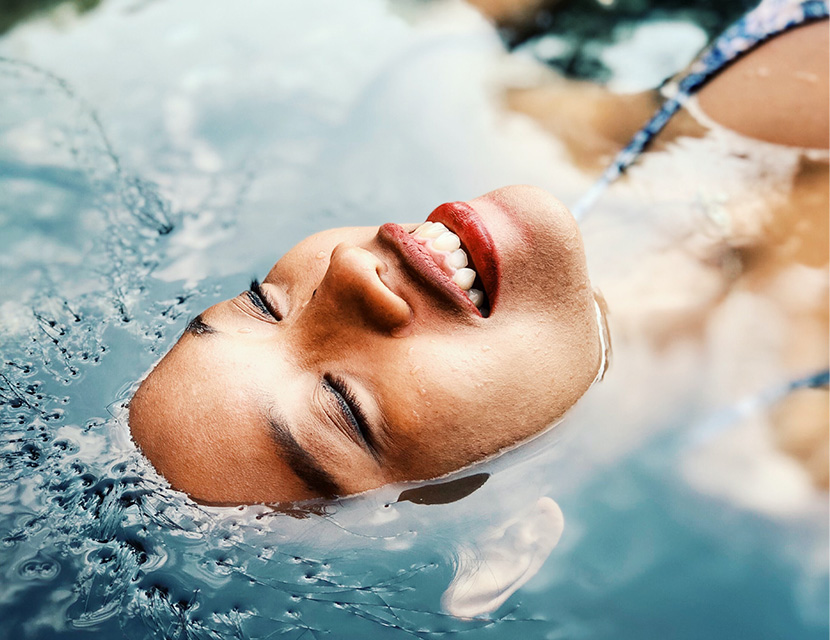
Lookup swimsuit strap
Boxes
[570,1,830,424]
[687,368,829,446]
[572,0,830,220]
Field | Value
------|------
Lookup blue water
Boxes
[1,1,827,638]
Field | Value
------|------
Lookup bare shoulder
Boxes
[697,19,829,149]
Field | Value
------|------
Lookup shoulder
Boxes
[696,18,828,149]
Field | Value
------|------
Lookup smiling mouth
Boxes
[408,221,488,312]
[378,202,500,318]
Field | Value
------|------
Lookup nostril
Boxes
[318,243,412,332]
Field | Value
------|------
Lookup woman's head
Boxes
[128,185,602,504]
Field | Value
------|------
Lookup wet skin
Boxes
[128,185,602,505]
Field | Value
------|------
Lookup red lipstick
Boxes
[427,201,500,312]
[378,223,480,316]
[377,201,501,318]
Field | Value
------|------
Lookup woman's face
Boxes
[129,185,602,504]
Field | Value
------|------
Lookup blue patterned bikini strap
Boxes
[572,0,830,220]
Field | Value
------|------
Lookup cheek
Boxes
[378,341,524,476]
[402,327,578,460]
[506,246,589,316]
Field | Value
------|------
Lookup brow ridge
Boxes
[268,416,341,499]
[184,314,217,336]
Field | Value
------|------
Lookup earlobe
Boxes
[442,496,565,618]
[396,473,489,505]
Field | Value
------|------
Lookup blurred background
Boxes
[0,1,827,638]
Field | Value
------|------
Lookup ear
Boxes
[441,497,564,618]
[396,473,489,505]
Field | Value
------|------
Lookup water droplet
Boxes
[17,556,59,581]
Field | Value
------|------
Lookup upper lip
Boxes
[377,201,500,318]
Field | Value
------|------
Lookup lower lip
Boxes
[377,223,483,317]
[427,201,500,311]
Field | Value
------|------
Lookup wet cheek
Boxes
[383,347,499,465]
[410,336,506,395]
[509,248,578,297]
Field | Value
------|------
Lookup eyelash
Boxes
[323,374,375,454]
[246,279,282,321]
[245,281,373,454]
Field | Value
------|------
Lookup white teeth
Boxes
[452,267,476,290]
[411,222,487,309]
[414,222,447,239]
[433,231,461,252]
[466,288,484,308]
[426,222,448,237]
[447,248,468,270]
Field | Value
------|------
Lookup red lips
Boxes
[427,201,500,311]
[377,201,501,318]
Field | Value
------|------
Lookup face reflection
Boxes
[129,186,602,504]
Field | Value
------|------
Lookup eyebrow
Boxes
[267,416,342,498]
[182,311,339,498]
[184,314,217,336]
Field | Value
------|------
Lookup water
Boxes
[1,1,827,639]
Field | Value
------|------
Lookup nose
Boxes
[309,242,412,333]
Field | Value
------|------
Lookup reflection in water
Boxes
[0,0,827,639]
[443,496,565,618]
[0,0,102,37]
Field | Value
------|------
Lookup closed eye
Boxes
[247,279,282,322]
[322,374,378,458]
